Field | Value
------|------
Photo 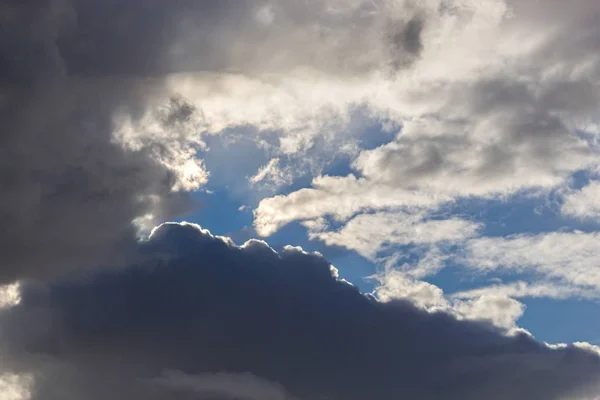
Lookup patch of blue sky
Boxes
[519,298,600,345]
[198,126,272,198]
[440,189,600,239]
[346,105,399,151]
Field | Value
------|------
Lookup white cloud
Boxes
[463,231,600,290]
[562,181,600,223]
[452,281,600,301]
[254,174,450,236]
[374,269,448,309]
[373,229,600,333]
[306,211,480,260]
[452,294,525,332]
[0,373,32,400]
[0,284,21,309]
[112,97,208,192]
[546,342,600,359]
[373,269,525,331]
[249,158,293,190]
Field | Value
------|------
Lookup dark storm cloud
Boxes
[0,0,220,283]
[1,223,598,400]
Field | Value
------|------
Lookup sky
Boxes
[2,0,600,399]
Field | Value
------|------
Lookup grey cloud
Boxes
[387,15,425,71]
[353,75,595,197]
[0,0,208,283]
[53,0,426,77]
[1,223,599,400]
[156,370,297,400]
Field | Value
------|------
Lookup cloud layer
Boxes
[3,0,600,398]
[1,223,599,400]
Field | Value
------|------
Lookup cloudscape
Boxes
[2,0,600,399]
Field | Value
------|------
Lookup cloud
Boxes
[562,181,600,222]
[463,231,600,290]
[0,223,599,400]
[3,1,600,397]
[0,284,21,309]
[254,174,449,236]
[373,269,526,331]
[249,158,292,191]
[156,371,296,400]
[0,373,32,400]
[452,281,600,302]
[306,211,480,260]
[0,0,214,283]
[374,268,448,309]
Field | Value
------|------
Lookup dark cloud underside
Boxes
[1,224,598,400]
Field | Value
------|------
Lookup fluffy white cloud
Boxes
[0,284,21,309]
[374,269,525,330]
[254,174,449,236]
[374,229,600,332]
[374,269,448,309]
[562,181,600,222]
[0,374,32,400]
[375,267,600,333]
[452,294,526,332]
